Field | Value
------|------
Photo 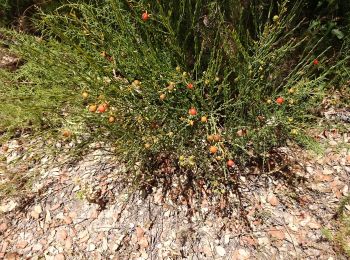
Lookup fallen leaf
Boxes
[45,210,52,223]
[16,241,28,249]
[30,211,40,219]
[267,194,279,206]
[136,226,145,240]
[63,216,72,225]
[0,223,7,233]
[215,246,226,257]
[4,252,19,260]
[54,253,65,260]
[34,205,42,214]
[56,230,67,242]
[0,200,17,213]
[232,248,250,260]
[138,236,149,249]
[268,229,285,240]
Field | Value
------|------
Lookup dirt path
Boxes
[0,124,349,260]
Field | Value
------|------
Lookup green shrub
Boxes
[1,0,349,189]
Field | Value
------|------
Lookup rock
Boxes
[215,246,226,257]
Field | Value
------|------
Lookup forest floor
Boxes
[0,44,350,260]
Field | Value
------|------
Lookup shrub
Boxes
[1,0,349,189]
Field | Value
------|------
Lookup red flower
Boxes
[276,97,284,105]
[141,12,149,21]
[187,83,194,89]
[227,160,235,167]
[313,59,319,65]
[188,107,197,116]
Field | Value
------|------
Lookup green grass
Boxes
[322,195,350,257]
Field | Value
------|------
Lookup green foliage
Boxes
[1,0,349,188]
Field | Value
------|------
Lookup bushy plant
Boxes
[1,0,349,189]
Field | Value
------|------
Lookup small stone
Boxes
[54,253,65,260]
[215,246,226,257]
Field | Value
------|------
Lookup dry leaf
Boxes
[215,245,226,256]
[34,205,42,214]
[267,194,279,206]
[136,226,145,241]
[268,229,285,240]
[138,236,149,249]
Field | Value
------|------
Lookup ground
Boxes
[0,120,349,259]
